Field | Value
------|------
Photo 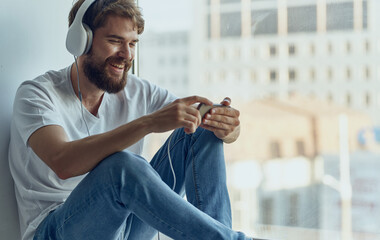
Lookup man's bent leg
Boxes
[150,127,232,227]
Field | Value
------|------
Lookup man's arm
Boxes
[29,96,212,180]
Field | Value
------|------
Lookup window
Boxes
[346,67,352,80]
[269,45,277,57]
[365,67,371,80]
[289,69,296,82]
[363,0,368,29]
[289,44,296,56]
[310,44,315,56]
[221,12,242,38]
[270,141,281,158]
[346,42,352,54]
[269,70,277,83]
[310,69,316,82]
[365,40,371,53]
[138,0,380,239]
[287,6,317,33]
[365,93,371,107]
[346,93,352,106]
[252,9,278,36]
[326,2,354,31]
[296,140,305,156]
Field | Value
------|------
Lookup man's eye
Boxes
[109,39,121,44]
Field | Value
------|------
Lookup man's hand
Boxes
[200,97,240,143]
[146,96,213,134]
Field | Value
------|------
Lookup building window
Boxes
[252,9,278,36]
[363,0,368,29]
[365,93,371,107]
[270,141,281,158]
[207,13,211,39]
[346,42,352,54]
[270,70,277,83]
[326,2,354,31]
[221,12,242,38]
[365,40,371,53]
[287,6,317,33]
[327,42,333,55]
[327,68,333,81]
[310,69,315,82]
[289,69,296,82]
[346,93,352,106]
[289,44,296,56]
[346,67,352,81]
[310,44,315,56]
[365,67,371,80]
[296,140,305,156]
[269,45,277,57]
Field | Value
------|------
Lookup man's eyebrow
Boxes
[106,35,139,42]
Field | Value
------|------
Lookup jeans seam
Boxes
[190,132,204,211]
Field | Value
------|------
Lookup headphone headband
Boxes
[66,0,97,56]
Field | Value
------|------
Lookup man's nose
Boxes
[118,44,132,60]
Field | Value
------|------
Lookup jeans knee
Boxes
[100,151,158,188]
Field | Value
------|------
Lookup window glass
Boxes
[138,0,380,239]
[221,12,242,38]
[288,6,317,33]
[252,9,278,36]
[326,2,354,31]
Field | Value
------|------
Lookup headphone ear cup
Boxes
[66,21,88,56]
[83,23,93,55]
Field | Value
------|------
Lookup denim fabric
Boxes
[33,128,251,240]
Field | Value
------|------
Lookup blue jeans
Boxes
[33,128,251,240]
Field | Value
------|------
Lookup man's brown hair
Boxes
[68,0,145,34]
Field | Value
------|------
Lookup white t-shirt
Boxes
[8,66,176,240]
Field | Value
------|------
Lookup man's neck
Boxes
[70,63,105,116]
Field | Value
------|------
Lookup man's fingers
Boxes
[180,95,213,106]
[220,97,231,106]
[209,107,240,118]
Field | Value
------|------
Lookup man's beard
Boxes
[82,52,132,93]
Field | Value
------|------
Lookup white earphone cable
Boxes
[167,132,176,191]
[74,56,91,136]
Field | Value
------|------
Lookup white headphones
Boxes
[66,0,97,56]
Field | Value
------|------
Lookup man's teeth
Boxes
[110,63,124,69]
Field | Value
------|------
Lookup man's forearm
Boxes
[29,115,154,180]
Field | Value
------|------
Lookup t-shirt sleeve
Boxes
[13,82,64,146]
[145,80,178,113]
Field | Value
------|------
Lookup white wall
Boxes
[0,1,73,239]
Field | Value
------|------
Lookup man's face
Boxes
[82,15,139,93]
